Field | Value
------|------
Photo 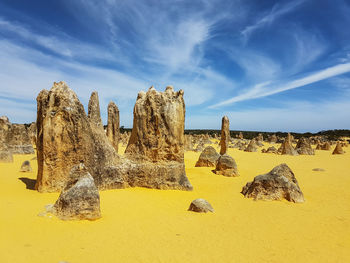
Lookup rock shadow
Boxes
[18,177,36,190]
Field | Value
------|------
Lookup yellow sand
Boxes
[1,143,349,263]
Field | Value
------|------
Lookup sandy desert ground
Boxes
[0,142,349,263]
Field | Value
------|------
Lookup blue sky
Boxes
[0,0,350,132]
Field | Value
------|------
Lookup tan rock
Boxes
[279,133,298,155]
[106,101,120,152]
[244,139,258,152]
[195,146,220,167]
[35,82,119,192]
[219,116,230,155]
[213,154,239,177]
[296,137,314,155]
[51,163,101,220]
[332,142,344,154]
[241,163,304,203]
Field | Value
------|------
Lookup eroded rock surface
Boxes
[241,163,304,203]
[296,138,315,155]
[195,146,219,167]
[219,116,230,155]
[188,198,214,213]
[35,82,119,192]
[244,139,258,152]
[332,142,344,154]
[213,154,239,177]
[51,164,101,220]
[279,133,298,156]
[106,101,120,152]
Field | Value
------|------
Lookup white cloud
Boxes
[209,63,350,108]
[241,0,306,41]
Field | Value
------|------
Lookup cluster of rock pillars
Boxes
[0,81,346,220]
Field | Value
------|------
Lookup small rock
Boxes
[195,146,220,167]
[188,198,214,213]
[213,154,239,177]
[312,168,325,172]
[20,160,32,172]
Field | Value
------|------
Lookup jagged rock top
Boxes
[126,86,185,162]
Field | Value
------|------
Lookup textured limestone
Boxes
[106,101,120,152]
[88,91,103,129]
[244,139,258,152]
[195,146,220,167]
[35,82,119,192]
[125,86,192,190]
[279,133,298,156]
[51,164,101,220]
[219,116,230,155]
[332,142,344,154]
[188,198,214,213]
[241,163,304,203]
[36,83,192,192]
[213,154,239,177]
[296,138,315,155]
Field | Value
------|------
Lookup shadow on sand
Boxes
[18,177,36,190]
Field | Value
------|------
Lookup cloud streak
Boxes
[209,63,350,108]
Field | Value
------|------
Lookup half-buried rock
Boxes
[195,146,219,167]
[20,160,32,172]
[213,154,239,177]
[188,198,214,213]
[241,163,304,203]
[51,163,101,220]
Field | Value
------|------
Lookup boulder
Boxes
[279,133,298,155]
[20,160,32,172]
[295,138,314,155]
[106,101,120,152]
[219,116,230,155]
[188,198,214,213]
[51,163,101,220]
[195,146,220,167]
[262,146,277,154]
[244,139,258,152]
[213,154,239,177]
[241,163,304,203]
[321,142,332,150]
[332,142,344,155]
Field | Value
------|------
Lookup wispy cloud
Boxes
[241,0,306,41]
[209,63,350,108]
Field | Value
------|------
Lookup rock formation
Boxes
[35,82,119,192]
[88,91,103,129]
[0,143,13,163]
[321,142,332,150]
[295,138,315,155]
[106,101,120,152]
[219,116,230,155]
[262,146,277,154]
[188,198,214,213]
[213,154,239,177]
[244,139,258,152]
[51,164,101,220]
[332,142,344,154]
[279,133,298,155]
[238,132,243,139]
[241,163,304,203]
[124,86,192,190]
[195,146,220,167]
[184,135,194,151]
[20,160,32,172]
[268,134,278,144]
[0,116,34,154]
